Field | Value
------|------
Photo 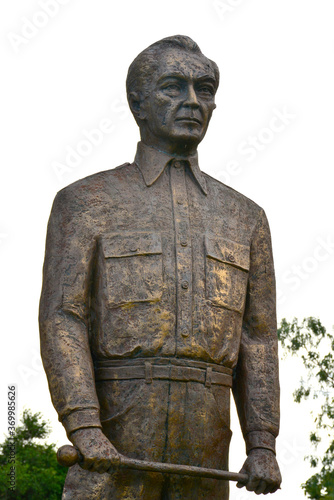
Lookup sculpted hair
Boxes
[126,35,220,101]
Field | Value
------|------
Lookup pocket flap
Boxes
[102,232,162,258]
[205,235,250,271]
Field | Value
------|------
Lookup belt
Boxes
[95,358,233,388]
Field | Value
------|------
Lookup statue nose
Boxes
[184,85,200,108]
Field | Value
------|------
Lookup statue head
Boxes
[126,35,219,156]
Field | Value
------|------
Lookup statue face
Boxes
[139,48,217,154]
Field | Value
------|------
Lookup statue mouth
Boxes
[175,117,202,125]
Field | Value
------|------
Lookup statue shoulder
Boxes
[203,172,264,217]
[53,162,132,210]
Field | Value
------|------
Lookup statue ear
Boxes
[128,92,147,120]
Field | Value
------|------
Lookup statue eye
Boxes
[198,85,214,96]
[162,83,182,95]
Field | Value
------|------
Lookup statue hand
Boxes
[236,448,281,495]
[70,427,120,474]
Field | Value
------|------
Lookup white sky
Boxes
[1,1,334,499]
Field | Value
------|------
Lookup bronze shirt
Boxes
[39,141,279,454]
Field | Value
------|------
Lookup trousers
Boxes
[62,360,232,499]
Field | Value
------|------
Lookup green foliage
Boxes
[278,317,334,499]
[0,409,67,499]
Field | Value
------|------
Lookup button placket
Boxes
[170,161,192,346]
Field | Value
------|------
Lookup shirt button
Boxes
[180,240,188,247]
[181,280,189,289]
[228,254,235,263]
[174,161,181,168]
[130,247,138,252]
[181,328,189,338]
[177,200,183,205]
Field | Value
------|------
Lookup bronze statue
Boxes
[39,35,281,499]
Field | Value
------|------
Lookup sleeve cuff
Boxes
[61,409,102,436]
[245,431,276,455]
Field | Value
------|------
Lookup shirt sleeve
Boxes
[39,187,101,437]
[232,208,280,455]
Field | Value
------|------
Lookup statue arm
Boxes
[232,208,280,455]
[39,187,101,438]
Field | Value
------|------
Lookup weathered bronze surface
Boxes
[39,35,281,499]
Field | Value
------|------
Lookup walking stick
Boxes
[57,445,248,483]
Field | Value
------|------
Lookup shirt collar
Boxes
[134,142,207,195]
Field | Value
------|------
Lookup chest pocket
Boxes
[205,235,250,314]
[101,232,163,308]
